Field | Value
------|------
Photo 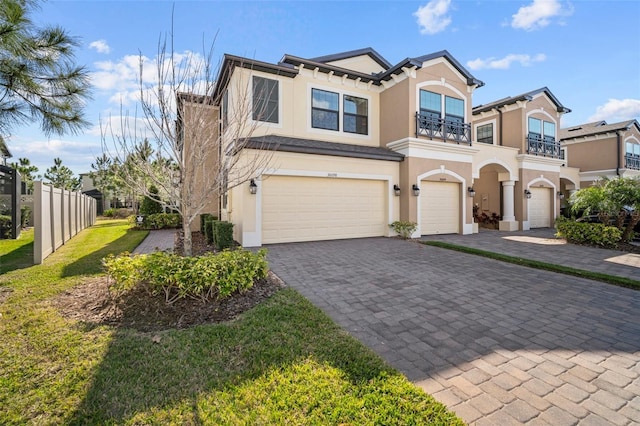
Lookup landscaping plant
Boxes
[389,221,417,239]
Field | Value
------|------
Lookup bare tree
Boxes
[101,21,273,256]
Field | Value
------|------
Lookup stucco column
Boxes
[499,180,518,231]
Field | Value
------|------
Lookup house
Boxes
[187,48,578,246]
[559,119,640,187]
[472,87,580,229]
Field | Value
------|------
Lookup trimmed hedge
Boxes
[102,248,269,303]
[204,217,217,244]
[200,213,217,233]
[556,219,622,248]
[131,213,182,230]
[213,221,234,250]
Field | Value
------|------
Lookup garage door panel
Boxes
[262,176,386,244]
[420,181,460,235]
[529,187,551,228]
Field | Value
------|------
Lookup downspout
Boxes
[616,131,621,176]
[498,108,503,146]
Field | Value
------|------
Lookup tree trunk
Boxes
[622,211,640,243]
[182,221,193,257]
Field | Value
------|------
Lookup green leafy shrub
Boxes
[113,208,133,218]
[213,221,234,250]
[556,219,622,248]
[20,205,31,227]
[389,221,417,239]
[103,208,115,217]
[131,213,182,229]
[200,213,217,233]
[139,185,164,215]
[205,217,217,244]
[0,215,11,238]
[103,249,269,303]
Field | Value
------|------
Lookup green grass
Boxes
[423,240,640,291]
[0,219,462,425]
[0,228,35,274]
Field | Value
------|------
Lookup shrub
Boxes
[114,208,133,219]
[132,213,182,229]
[103,208,115,217]
[556,219,622,248]
[389,221,417,239]
[20,206,31,227]
[139,186,163,215]
[0,215,11,238]
[213,221,234,250]
[103,249,269,303]
[200,213,217,233]
[205,218,217,244]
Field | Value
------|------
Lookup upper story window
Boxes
[445,96,464,124]
[311,88,369,135]
[626,141,640,156]
[419,90,441,120]
[312,89,339,131]
[252,76,279,123]
[477,123,493,144]
[222,90,229,128]
[343,95,368,135]
[528,117,556,141]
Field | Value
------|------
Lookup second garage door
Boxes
[262,176,387,244]
[529,187,551,228]
[420,181,460,235]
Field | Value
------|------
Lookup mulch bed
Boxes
[53,232,286,332]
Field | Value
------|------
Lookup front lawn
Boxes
[0,219,462,425]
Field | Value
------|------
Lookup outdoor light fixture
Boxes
[412,184,420,196]
[467,187,476,197]
[249,179,258,195]
[524,189,532,199]
[393,184,401,196]
[557,191,565,199]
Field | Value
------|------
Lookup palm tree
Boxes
[0,0,91,139]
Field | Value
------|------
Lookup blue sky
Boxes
[7,0,640,177]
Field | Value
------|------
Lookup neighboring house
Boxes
[559,119,640,187]
[472,87,580,229]
[184,48,581,247]
[0,137,10,166]
[80,173,112,215]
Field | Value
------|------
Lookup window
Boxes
[419,90,441,119]
[343,95,368,135]
[528,117,542,136]
[445,96,464,124]
[252,76,278,123]
[312,89,339,131]
[543,121,556,141]
[477,123,493,144]
[222,90,229,128]
[626,141,640,156]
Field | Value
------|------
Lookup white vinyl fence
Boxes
[33,181,97,264]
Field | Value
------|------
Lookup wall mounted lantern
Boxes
[393,184,401,196]
[412,184,420,197]
[557,191,564,200]
[249,179,258,195]
[467,187,476,197]
[524,189,532,199]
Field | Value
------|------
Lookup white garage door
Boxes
[262,176,387,244]
[529,187,551,228]
[420,181,460,235]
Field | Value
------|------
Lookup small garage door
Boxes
[529,187,551,228]
[420,181,460,235]
[262,176,387,244]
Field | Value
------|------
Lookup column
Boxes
[499,180,518,231]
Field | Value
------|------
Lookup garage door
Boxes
[262,176,387,244]
[529,187,551,228]
[420,181,460,235]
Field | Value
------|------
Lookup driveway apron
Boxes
[266,237,640,425]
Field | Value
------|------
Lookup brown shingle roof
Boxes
[559,119,639,140]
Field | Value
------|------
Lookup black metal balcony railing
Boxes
[625,153,640,170]
[415,113,472,145]
[526,133,562,158]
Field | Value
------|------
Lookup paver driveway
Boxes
[266,238,640,425]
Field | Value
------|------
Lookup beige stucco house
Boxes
[188,48,579,246]
[559,119,640,187]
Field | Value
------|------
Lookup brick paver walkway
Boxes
[266,237,640,425]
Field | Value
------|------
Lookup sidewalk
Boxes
[421,228,640,281]
[133,229,176,254]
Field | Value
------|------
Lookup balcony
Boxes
[625,153,640,170]
[526,133,561,158]
[415,113,471,145]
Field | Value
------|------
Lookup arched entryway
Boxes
[472,161,518,231]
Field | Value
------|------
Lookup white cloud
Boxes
[8,137,102,175]
[511,0,571,31]
[466,53,546,70]
[588,99,640,123]
[414,0,452,35]
[89,39,111,54]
